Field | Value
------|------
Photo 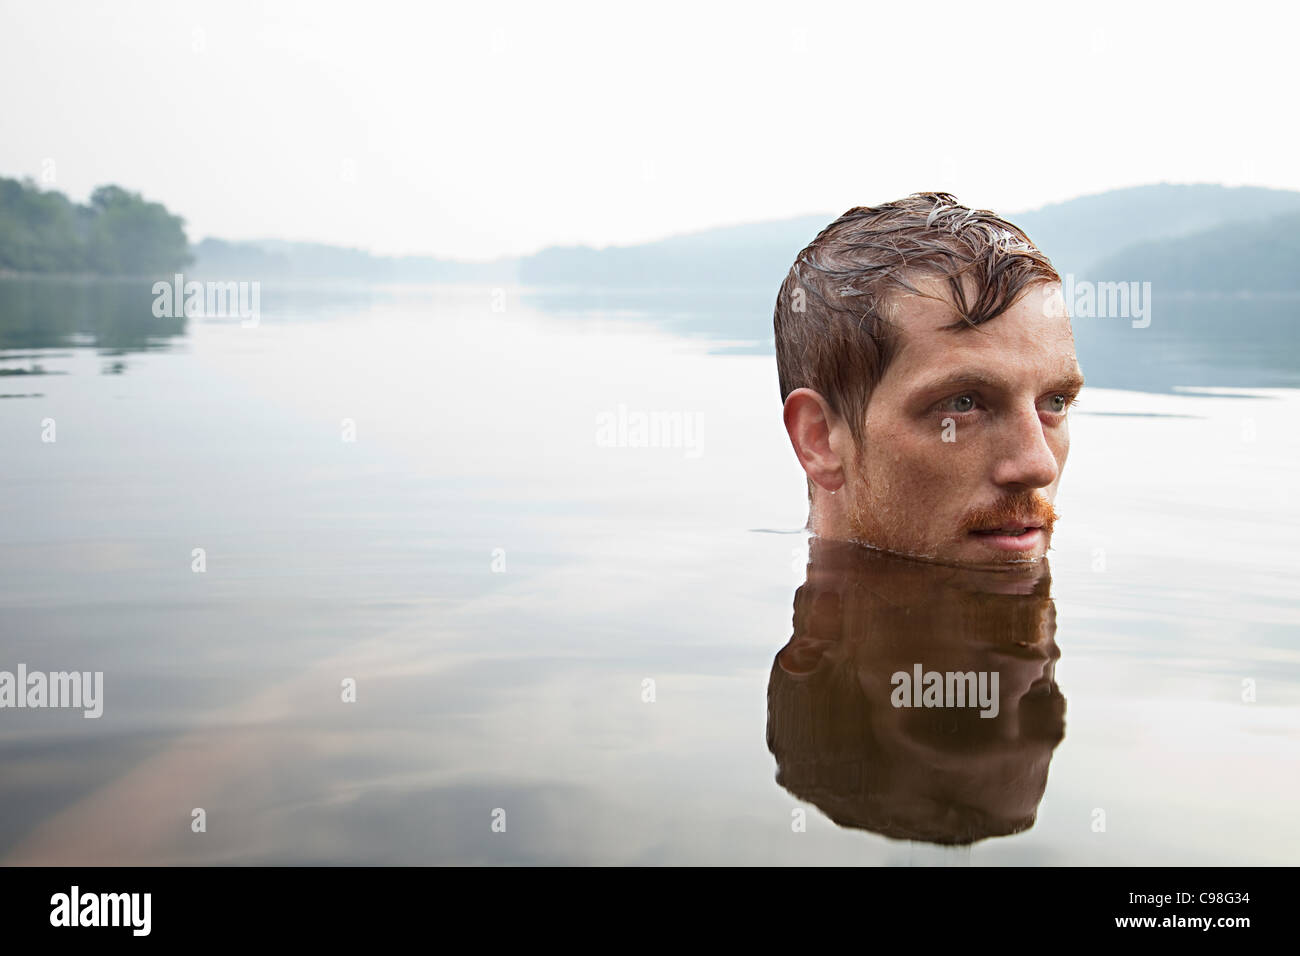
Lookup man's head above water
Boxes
[775,192,1084,570]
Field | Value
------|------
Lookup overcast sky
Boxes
[1,0,1293,260]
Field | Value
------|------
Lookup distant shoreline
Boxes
[0,270,164,282]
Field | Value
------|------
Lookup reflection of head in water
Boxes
[767,537,1066,846]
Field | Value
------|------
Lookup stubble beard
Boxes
[841,453,1057,570]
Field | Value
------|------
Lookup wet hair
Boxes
[773,192,1060,451]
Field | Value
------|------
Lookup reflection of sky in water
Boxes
[0,284,1297,864]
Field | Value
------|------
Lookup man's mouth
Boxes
[968,523,1045,552]
[971,523,1042,537]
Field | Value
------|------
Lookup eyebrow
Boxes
[915,368,1086,396]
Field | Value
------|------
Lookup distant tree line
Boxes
[0,177,191,275]
[4,176,1296,293]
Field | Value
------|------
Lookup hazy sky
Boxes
[1,0,1293,260]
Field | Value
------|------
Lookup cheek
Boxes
[861,427,974,511]
[1055,424,1071,467]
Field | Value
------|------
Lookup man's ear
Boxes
[783,388,849,493]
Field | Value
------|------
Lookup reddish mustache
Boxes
[961,492,1058,534]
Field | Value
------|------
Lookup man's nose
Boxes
[991,406,1060,490]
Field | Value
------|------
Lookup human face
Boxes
[843,279,1083,569]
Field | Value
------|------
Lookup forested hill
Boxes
[0,177,191,275]
[1088,211,1300,293]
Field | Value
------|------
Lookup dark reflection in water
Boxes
[0,278,186,360]
[767,538,1066,846]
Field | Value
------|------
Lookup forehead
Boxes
[879,279,1079,390]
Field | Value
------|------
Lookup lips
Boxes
[971,522,1042,536]
[968,526,1046,553]
[959,493,1059,555]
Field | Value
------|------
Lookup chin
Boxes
[948,535,1052,570]
[920,551,1047,573]
[840,515,1055,569]
[842,534,1049,573]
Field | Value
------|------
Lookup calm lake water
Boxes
[1,279,1297,864]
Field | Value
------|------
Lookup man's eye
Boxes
[946,394,976,413]
[1047,394,1073,413]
